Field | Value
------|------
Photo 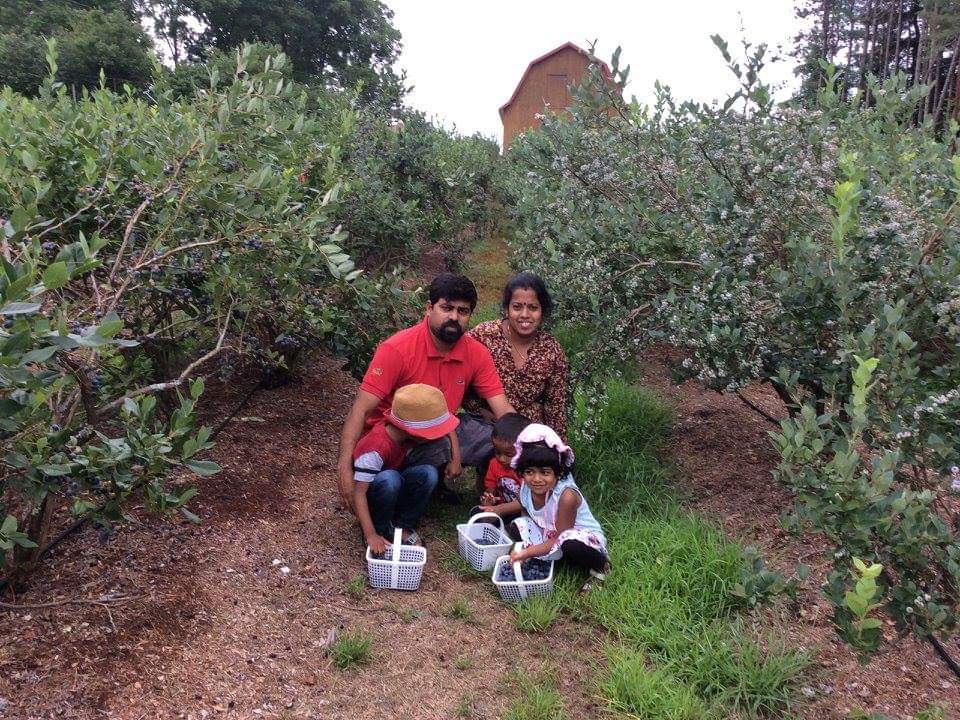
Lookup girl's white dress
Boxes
[514,474,607,561]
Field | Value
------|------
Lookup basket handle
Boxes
[391,527,403,588]
[467,512,505,532]
[511,542,527,600]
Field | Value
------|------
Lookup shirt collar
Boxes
[420,317,468,361]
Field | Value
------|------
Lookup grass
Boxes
[439,545,482,579]
[454,655,474,670]
[329,629,373,669]
[570,378,807,718]
[399,607,423,623]
[344,572,366,600]
[503,670,567,720]
[456,693,477,717]
[512,594,561,633]
[444,597,479,624]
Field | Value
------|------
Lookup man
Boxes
[337,273,514,513]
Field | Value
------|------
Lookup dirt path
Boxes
[0,355,602,720]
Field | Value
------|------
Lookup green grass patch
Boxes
[503,670,567,720]
[444,597,480,624]
[330,629,373,669]
[568,377,807,718]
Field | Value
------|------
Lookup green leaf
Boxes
[1,514,17,535]
[0,302,41,316]
[20,345,58,365]
[41,262,68,290]
[184,459,220,476]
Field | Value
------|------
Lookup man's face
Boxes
[426,297,473,345]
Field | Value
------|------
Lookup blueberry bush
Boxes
[504,40,960,655]
[0,42,499,583]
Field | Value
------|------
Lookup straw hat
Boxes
[389,383,460,440]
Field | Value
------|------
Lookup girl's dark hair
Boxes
[501,272,553,318]
[491,412,531,444]
[429,273,478,311]
[515,441,567,477]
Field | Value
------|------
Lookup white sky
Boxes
[385,0,805,143]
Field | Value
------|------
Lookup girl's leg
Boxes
[559,539,608,573]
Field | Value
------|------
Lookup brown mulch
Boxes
[0,356,601,720]
[639,344,957,720]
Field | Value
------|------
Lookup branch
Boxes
[96,302,234,416]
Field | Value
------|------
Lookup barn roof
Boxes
[498,41,613,118]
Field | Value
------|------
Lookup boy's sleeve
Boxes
[353,451,385,483]
[359,343,402,400]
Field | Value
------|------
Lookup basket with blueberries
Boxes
[456,512,514,571]
[491,543,555,603]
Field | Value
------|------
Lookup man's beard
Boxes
[434,319,465,344]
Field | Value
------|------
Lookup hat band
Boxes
[390,409,451,430]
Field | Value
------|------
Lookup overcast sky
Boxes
[385,0,805,143]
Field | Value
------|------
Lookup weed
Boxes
[444,598,478,624]
[399,607,423,623]
[344,572,366,600]
[512,594,560,633]
[503,670,567,720]
[329,629,373,669]
[454,655,474,670]
[456,692,475,717]
[439,547,480,579]
[601,645,717,720]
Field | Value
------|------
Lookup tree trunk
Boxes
[10,495,56,591]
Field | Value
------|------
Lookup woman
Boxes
[466,272,570,438]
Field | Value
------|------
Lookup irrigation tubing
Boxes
[734,390,782,425]
[1,378,265,597]
[929,635,960,680]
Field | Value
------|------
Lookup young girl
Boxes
[481,423,609,579]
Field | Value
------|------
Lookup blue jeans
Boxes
[366,465,439,537]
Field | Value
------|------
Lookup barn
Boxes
[499,41,613,150]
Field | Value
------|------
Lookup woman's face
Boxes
[505,287,543,339]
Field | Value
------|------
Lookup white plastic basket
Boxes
[365,528,427,591]
[491,543,555,604]
[456,512,514,571]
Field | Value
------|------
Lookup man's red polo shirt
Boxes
[360,318,504,428]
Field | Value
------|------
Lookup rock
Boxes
[801,686,816,699]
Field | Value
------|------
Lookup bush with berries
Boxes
[504,41,960,656]
[0,42,499,584]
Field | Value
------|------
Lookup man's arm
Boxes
[485,393,515,420]
[337,389,382,513]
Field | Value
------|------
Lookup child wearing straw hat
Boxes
[352,383,460,555]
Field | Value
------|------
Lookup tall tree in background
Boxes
[139,0,195,66]
[177,0,404,103]
[0,0,154,94]
[792,0,960,126]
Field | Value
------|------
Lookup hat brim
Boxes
[398,413,460,441]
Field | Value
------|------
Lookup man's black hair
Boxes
[429,273,478,311]
[501,271,553,318]
[491,412,532,445]
[515,441,567,477]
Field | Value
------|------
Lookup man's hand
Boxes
[366,533,389,556]
[338,463,356,514]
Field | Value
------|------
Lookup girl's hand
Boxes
[445,459,463,479]
[478,504,499,514]
[509,547,529,563]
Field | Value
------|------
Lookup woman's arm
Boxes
[510,489,580,561]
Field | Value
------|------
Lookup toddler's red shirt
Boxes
[483,457,521,492]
